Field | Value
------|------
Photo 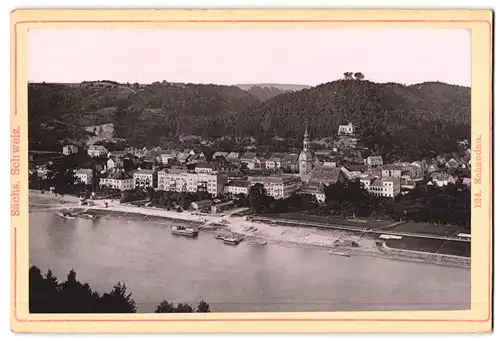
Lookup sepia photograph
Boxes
[10,8,492,334]
[26,26,473,314]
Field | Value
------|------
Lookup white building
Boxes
[248,176,302,199]
[157,168,228,196]
[299,184,326,203]
[99,173,134,191]
[63,144,79,155]
[362,177,401,198]
[430,172,456,187]
[107,158,124,170]
[160,151,178,165]
[365,156,384,167]
[133,169,158,188]
[87,145,108,158]
[224,180,250,196]
[74,168,93,185]
[338,122,354,135]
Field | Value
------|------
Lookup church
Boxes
[298,126,347,202]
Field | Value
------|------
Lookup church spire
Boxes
[303,124,310,151]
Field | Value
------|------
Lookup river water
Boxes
[29,212,470,313]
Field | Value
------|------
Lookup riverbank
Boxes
[29,191,470,269]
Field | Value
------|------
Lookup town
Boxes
[29,120,472,231]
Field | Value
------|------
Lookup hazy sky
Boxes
[28,28,471,86]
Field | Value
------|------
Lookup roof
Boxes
[195,162,217,169]
[249,176,300,185]
[213,151,228,157]
[212,200,235,207]
[241,152,257,160]
[300,184,325,194]
[308,166,343,185]
[134,169,156,175]
[430,172,454,181]
[381,164,403,171]
[344,164,368,172]
[370,179,383,187]
[227,152,240,159]
[367,155,383,161]
[104,172,132,180]
[89,144,107,150]
[226,180,249,188]
[192,199,213,206]
[381,176,400,183]
[76,168,93,175]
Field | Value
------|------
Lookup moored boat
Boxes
[56,211,77,219]
[79,213,98,220]
[329,251,351,257]
[221,235,241,245]
[171,226,198,237]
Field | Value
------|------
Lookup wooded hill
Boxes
[28,79,470,160]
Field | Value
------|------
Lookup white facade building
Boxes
[133,169,158,188]
[87,145,108,157]
[224,180,250,196]
[74,168,93,185]
[338,123,354,135]
[248,176,302,199]
[63,144,79,155]
[157,168,228,196]
[99,173,134,191]
[362,177,401,198]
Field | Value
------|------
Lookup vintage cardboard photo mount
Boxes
[10,9,492,333]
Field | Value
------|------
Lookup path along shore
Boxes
[29,191,470,269]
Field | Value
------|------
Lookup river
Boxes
[29,212,470,313]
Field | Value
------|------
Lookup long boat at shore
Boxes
[55,211,77,220]
[171,226,199,237]
[329,250,351,257]
[79,213,99,220]
[221,235,242,245]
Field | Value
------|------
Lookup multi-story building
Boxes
[224,180,251,196]
[299,184,327,203]
[74,168,93,185]
[248,176,302,199]
[63,144,79,155]
[362,177,401,198]
[157,168,228,196]
[430,172,456,187]
[338,122,355,135]
[381,165,403,178]
[99,172,134,191]
[107,157,124,170]
[160,150,179,165]
[133,169,158,188]
[87,145,108,158]
[365,155,384,167]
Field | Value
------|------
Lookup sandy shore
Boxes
[29,191,470,268]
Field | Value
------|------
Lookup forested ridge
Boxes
[28,79,470,159]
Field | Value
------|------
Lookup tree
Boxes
[248,183,267,213]
[98,282,137,313]
[196,300,211,313]
[343,72,354,80]
[155,300,175,313]
[354,72,365,81]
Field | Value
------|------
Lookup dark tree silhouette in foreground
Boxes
[29,266,211,313]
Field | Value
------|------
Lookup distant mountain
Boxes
[236,80,470,160]
[28,79,470,160]
[28,81,260,149]
[235,83,311,92]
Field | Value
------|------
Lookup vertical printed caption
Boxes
[473,134,482,209]
[11,126,21,217]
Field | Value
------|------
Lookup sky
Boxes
[28,28,471,86]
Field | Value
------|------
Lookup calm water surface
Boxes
[30,212,471,313]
